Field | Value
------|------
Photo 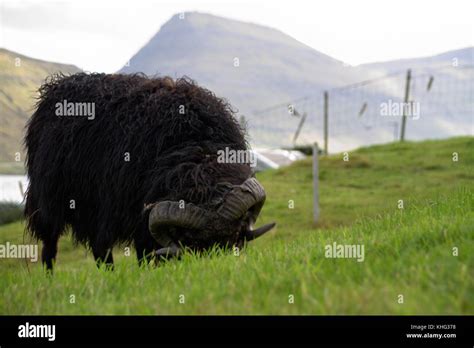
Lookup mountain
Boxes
[120,12,370,118]
[0,48,81,166]
[120,13,472,150]
[0,15,471,165]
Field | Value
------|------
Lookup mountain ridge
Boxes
[120,12,368,120]
[360,46,473,73]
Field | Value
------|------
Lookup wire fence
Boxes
[250,65,473,153]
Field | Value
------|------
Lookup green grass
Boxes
[0,137,473,314]
[259,136,474,232]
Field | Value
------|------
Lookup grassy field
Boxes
[0,136,473,314]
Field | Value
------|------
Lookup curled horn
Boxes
[244,222,276,241]
[217,178,266,221]
[148,201,210,247]
[217,178,275,241]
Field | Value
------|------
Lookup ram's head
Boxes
[148,178,275,258]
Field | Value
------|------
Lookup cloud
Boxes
[1,1,76,32]
[1,0,132,35]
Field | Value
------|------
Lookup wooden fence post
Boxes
[313,142,319,223]
[400,69,411,142]
[324,91,329,155]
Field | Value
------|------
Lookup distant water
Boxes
[0,175,28,203]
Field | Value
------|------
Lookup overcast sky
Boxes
[0,0,472,72]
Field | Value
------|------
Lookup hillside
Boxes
[1,137,472,314]
[258,136,473,231]
[0,48,81,167]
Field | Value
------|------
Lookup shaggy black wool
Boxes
[24,73,251,267]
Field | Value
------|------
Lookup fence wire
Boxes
[250,65,473,152]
